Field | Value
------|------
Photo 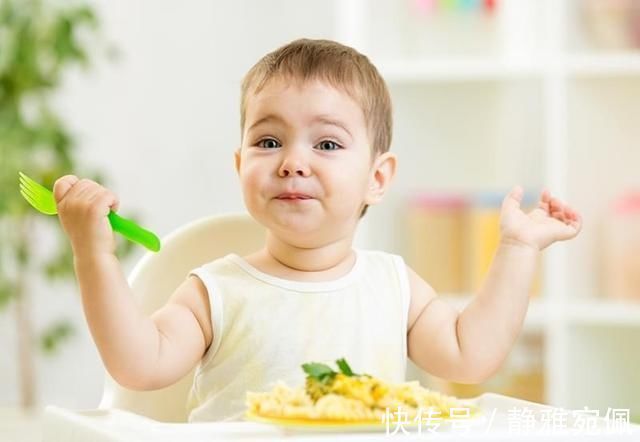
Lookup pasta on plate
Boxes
[245,358,477,423]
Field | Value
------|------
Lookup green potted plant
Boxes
[0,0,137,409]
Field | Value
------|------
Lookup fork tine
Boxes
[19,179,39,201]
[19,185,44,210]
[18,174,30,189]
[20,185,41,202]
[20,186,56,215]
[20,180,36,192]
[18,171,35,187]
[20,189,45,214]
[19,182,39,199]
[19,173,40,195]
[20,187,36,204]
[19,172,50,194]
[18,172,57,215]
[18,171,35,183]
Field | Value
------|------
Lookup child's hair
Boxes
[239,38,393,218]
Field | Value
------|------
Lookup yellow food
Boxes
[246,372,468,422]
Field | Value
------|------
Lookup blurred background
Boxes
[1,0,640,434]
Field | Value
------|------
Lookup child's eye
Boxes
[257,138,281,149]
[315,140,342,151]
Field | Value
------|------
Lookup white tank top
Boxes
[186,247,411,422]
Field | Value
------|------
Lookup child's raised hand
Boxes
[499,186,582,251]
[53,175,120,258]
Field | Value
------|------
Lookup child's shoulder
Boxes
[189,252,242,277]
[356,248,411,280]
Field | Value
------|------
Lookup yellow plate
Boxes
[245,405,485,433]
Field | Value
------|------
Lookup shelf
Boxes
[567,299,640,326]
[378,57,543,83]
[565,326,640,417]
[341,0,640,414]
[440,296,640,328]
[567,53,640,77]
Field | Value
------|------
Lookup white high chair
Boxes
[98,212,266,423]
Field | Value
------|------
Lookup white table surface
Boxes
[0,407,43,442]
[33,393,640,441]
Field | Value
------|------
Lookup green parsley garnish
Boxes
[336,358,354,376]
[302,357,363,383]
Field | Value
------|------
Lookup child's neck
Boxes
[243,235,357,282]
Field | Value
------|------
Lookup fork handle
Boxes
[107,211,161,252]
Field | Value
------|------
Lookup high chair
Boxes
[98,212,266,423]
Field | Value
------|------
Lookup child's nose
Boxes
[278,148,311,177]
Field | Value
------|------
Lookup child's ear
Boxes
[364,152,397,205]
[234,148,241,175]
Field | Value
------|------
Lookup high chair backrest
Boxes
[98,212,266,422]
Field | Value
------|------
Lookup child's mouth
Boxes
[276,192,313,200]
[276,197,313,202]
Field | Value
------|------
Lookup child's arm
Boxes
[408,186,582,383]
[54,176,213,390]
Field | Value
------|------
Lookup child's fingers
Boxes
[59,179,115,217]
[547,209,582,240]
[570,215,583,233]
[538,188,582,230]
[541,188,551,203]
[559,221,581,239]
[563,212,582,236]
[93,192,120,217]
[86,186,119,215]
[552,200,582,225]
[537,188,551,212]
[79,179,103,195]
[502,185,523,212]
[549,197,569,221]
[53,175,79,203]
[565,207,578,221]
[66,179,97,202]
[99,190,120,212]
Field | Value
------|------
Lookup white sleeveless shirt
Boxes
[185,247,411,422]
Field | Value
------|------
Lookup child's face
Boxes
[235,77,394,247]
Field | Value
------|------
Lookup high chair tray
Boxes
[42,392,638,441]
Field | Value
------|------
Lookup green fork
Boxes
[18,172,161,252]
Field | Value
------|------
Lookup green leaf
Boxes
[42,239,74,279]
[336,358,355,376]
[15,235,29,266]
[0,277,16,309]
[302,358,363,384]
[39,320,74,355]
[302,362,335,381]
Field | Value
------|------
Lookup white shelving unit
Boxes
[336,0,640,418]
